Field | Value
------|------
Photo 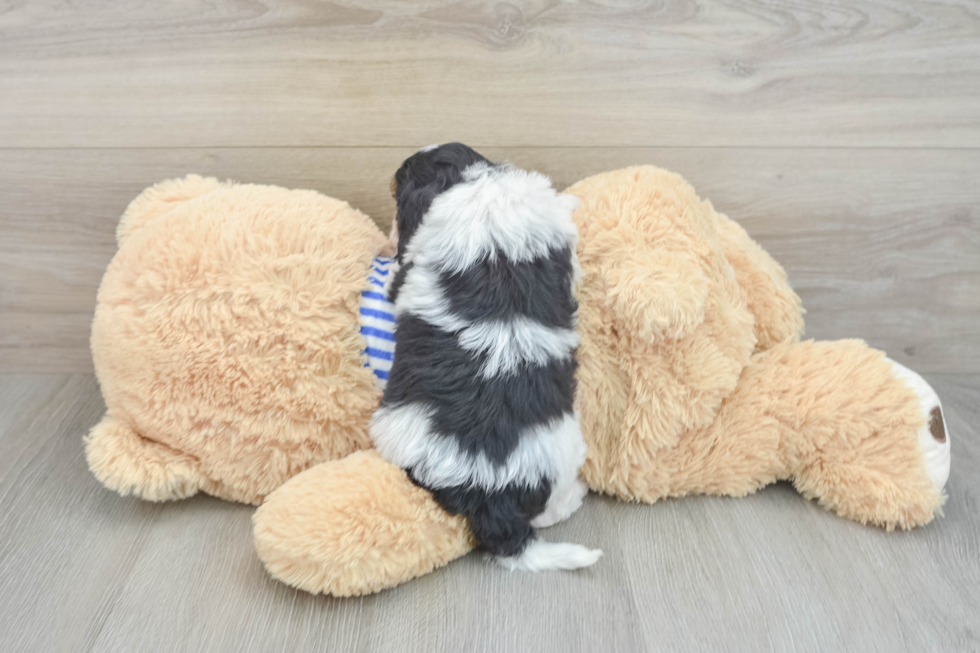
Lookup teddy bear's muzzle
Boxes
[888,359,952,494]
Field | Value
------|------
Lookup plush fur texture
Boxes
[87,175,386,504]
[567,168,943,526]
[251,166,946,595]
[86,166,950,597]
[372,145,598,568]
[253,449,473,597]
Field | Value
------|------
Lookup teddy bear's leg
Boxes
[732,340,949,529]
[84,414,205,501]
[253,450,474,597]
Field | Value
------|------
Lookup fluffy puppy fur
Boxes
[370,143,601,571]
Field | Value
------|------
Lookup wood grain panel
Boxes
[2,146,976,374]
[0,374,977,652]
[1,0,978,148]
[2,0,977,649]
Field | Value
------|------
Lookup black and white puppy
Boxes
[370,143,601,571]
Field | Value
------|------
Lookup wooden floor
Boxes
[1,374,978,652]
[1,1,978,651]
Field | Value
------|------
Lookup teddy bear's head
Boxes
[565,167,804,501]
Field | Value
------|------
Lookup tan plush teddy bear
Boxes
[85,166,951,598]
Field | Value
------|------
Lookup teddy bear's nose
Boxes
[930,406,946,443]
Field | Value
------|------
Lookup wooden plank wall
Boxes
[1,0,978,373]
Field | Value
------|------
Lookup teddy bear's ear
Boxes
[714,214,805,350]
[565,166,716,343]
[116,174,229,246]
[603,248,712,343]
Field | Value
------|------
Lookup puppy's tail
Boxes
[427,483,601,572]
[496,539,602,572]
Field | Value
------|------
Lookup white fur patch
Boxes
[394,263,579,377]
[458,318,580,378]
[393,264,467,331]
[531,476,589,529]
[887,358,951,492]
[370,406,588,493]
[496,539,602,572]
[404,163,581,275]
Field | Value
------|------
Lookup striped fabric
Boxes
[358,256,397,388]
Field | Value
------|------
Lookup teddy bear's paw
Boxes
[888,359,951,493]
[531,478,590,529]
[84,415,203,501]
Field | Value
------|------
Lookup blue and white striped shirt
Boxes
[358,256,397,388]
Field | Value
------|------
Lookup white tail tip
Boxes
[496,540,603,572]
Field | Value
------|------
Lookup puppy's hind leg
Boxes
[515,475,600,571]
[434,483,601,572]
[531,477,589,529]
[530,417,591,529]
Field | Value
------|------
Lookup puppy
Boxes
[370,143,601,571]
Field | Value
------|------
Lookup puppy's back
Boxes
[372,147,600,570]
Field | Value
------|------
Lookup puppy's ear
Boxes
[390,175,397,199]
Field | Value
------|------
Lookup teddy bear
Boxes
[85,166,951,597]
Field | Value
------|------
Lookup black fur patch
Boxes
[416,474,551,558]
[386,261,413,304]
[439,247,578,329]
[385,143,580,560]
[392,143,492,264]
[382,313,576,464]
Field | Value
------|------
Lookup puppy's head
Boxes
[391,143,492,263]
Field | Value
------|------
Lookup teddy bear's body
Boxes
[86,176,385,504]
[86,167,951,597]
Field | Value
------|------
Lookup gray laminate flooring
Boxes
[0,373,977,652]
